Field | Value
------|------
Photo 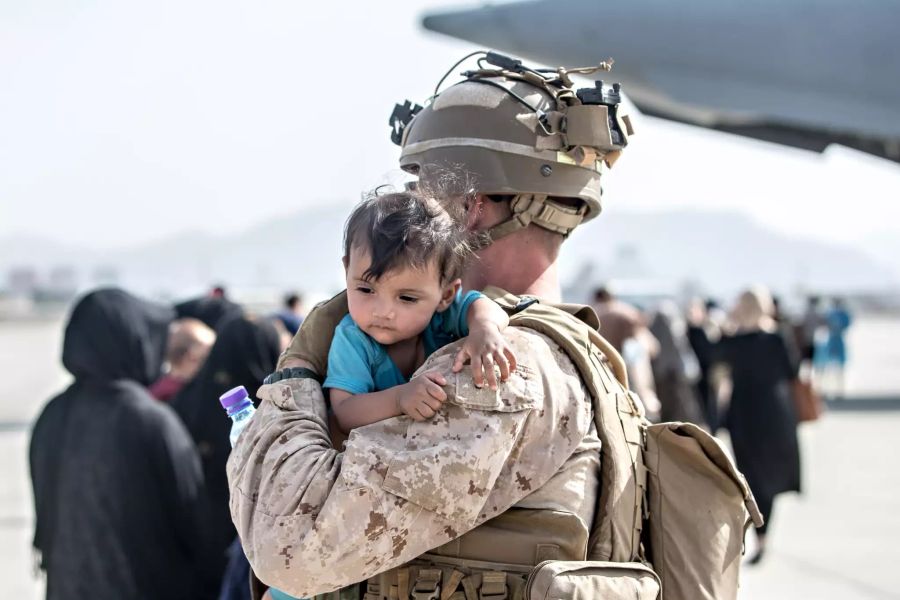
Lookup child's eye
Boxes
[356,286,374,295]
[399,295,419,303]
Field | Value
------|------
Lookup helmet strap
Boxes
[487,194,588,242]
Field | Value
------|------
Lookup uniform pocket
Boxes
[452,363,541,412]
[382,367,539,526]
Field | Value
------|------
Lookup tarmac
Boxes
[2,315,899,599]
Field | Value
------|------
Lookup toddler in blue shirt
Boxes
[324,190,517,433]
[266,191,517,600]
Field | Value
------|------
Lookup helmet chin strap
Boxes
[487,194,589,242]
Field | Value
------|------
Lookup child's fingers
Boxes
[452,349,467,373]
[416,404,435,419]
[482,354,499,389]
[424,371,447,386]
[422,396,443,411]
[425,379,448,402]
[469,355,485,388]
[494,351,511,381]
[504,347,518,373]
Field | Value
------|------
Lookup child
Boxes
[324,190,518,433]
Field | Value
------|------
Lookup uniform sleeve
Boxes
[277,291,349,373]
[227,327,591,598]
[322,319,377,395]
[436,290,484,338]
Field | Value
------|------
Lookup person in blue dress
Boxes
[817,297,852,399]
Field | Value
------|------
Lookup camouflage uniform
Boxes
[227,325,600,597]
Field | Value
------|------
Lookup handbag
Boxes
[792,378,823,422]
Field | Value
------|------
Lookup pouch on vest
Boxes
[525,560,660,600]
[644,422,763,600]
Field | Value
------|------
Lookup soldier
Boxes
[228,52,655,599]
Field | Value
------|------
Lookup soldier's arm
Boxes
[227,328,591,598]
[277,291,348,372]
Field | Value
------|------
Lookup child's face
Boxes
[344,245,459,347]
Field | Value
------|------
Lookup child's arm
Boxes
[452,297,518,389]
[330,372,448,433]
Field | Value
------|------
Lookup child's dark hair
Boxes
[343,190,473,284]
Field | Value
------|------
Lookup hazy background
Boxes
[3,0,900,304]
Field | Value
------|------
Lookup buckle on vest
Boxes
[365,579,382,600]
[478,572,507,600]
[412,569,441,600]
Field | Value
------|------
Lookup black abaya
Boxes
[715,330,801,532]
[171,317,281,586]
[30,288,216,600]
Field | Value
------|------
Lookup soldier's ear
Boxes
[437,279,462,312]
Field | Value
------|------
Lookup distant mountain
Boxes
[2,205,896,300]
[0,203,354,297]
[561,209,899,300]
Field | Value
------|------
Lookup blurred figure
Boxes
[714,286,800,564]
[150,318,216,402]
[30,289,214,600]
[273,292,305,336]
[649,302,706,426]
[175,290,243,331]
[593,286,643,353]
[817,297,853,400]
[686,297,721,430]
[171,317,282,592]
[799,295,826,366]
[772,296,801,368]
[593,287,661,418]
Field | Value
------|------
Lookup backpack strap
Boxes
[484,287,629,390]
[483,288,647,562]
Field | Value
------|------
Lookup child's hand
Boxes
[397,372,448,421]
[452,323,518,390]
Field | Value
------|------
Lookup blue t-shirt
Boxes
[324,290,483,394]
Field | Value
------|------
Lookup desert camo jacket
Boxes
[226,327,593,597]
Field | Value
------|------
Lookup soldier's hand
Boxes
[453,323,518,390]
[397,372,447,421]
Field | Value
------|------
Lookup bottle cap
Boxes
[219,386,250,411]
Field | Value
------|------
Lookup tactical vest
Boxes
[291,290,761,600]
[340,289,654,600]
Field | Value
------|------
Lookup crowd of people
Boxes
[29,287,305,600]
[593,285,853,563]
[26,269,854,600]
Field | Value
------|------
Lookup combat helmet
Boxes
[389,51,633,240]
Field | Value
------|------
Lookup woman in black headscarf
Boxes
[175,295,244,331]
[30,288,216,600]
[171,316,281,588]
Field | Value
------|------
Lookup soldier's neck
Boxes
[464,249,562,302]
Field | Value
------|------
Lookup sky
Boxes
[2,0,900,250]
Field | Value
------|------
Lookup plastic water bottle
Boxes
[220,386,255,447]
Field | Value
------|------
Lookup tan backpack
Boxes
[276,290,762,600]
[488,289,763,600]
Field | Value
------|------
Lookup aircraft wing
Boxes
[422,0,900,162]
